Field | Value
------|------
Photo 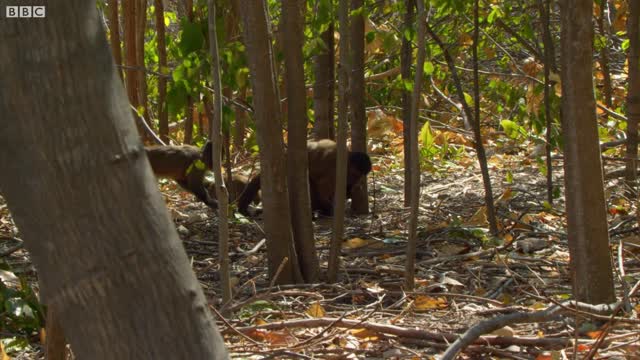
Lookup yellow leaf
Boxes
[495,188,513,204]
[254,318,268,326]
[414,295,448,310]
[350,328,379,340]
[306,302,326,318]
[0,342,9,360]
[465,206,488,226]
[343,237,382,249]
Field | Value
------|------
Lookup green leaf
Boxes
[179,20,204,55]
[423,61,434,75]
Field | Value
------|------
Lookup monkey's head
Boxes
[347,152,372,186]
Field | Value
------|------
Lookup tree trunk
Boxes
[234,87,248,149]
[328,0,350,283]
[136,0,149,132]
[426,23,498,235]
[538,0,555,205]
[108,0,123,81]
[155,0,169,144]
[312,24,336,140]
[559,0,615,304]
[282,0,319,283]
[123,0,143,137]
[239,0,302,284]
[0,2,228,358]
[401,0,415,207]
[45,304,67,360]
[598,0,613,112]
[184,0,195,145]
[626,0,639,197]
[208,0,232,307]
[349,0,369,215]
[404,0,425,291]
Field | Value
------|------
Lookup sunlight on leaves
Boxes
[306,302,326,318]
[414,296,448,311]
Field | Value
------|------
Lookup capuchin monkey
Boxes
[237,139,372,216]
[204,173,261,205]
[145,141,218,209]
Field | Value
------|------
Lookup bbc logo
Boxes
[6,6,46,18]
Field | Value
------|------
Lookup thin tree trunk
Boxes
[539,0,555,205]
[401,0,415,207]
[404,0,425,291]
[123,0,142,136]
[559,0,615,304]
[426,23,498,235]
[155,0,169,144]
[282,0,319,283]
[239,0,302,284]
[626,0,639,197]
[598,0,613,112]
[108,0,123,81]
[136,0,149,133]
[328,0,350,283]
[45,304,67,360]
[0,2,228,357]
[312,24,336,140]
[349,0,369,215]
[234,87,247,149]
[208,0,232,307]
[184,0,195,144]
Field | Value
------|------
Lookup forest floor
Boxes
[1,145,640,359]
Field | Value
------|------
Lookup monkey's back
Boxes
[146,145,202,180]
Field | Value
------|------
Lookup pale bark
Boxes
[239,0,302,284]
[328,0,351,283]
[282,0,319,282]
[559,0,615,304]
[0,2,228,357]
[349,0,369,214]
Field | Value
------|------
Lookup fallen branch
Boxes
[441,300,619,359]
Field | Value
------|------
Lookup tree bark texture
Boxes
[0,2,228,358]
[626,0,640,195]
[328,0,351,283]
[108,0,123,81]
[239,0,302,284]
[282,0,319,283]
[401,0,415,207]
[559,0,615,304]
[312,25,336,140]
[349,0,369,214]
[155,0,169,144]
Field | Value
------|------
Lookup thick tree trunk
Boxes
[239,0,302,284]
[155,0,169,144]
[312,24,336,140]
[559,0,615,304]
[349,0,369,215]
[282,0,319,283]
[0,2,228,358]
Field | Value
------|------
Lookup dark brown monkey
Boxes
[146,141,218,209]
[237,139,372,216]
[204,173,261,205]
